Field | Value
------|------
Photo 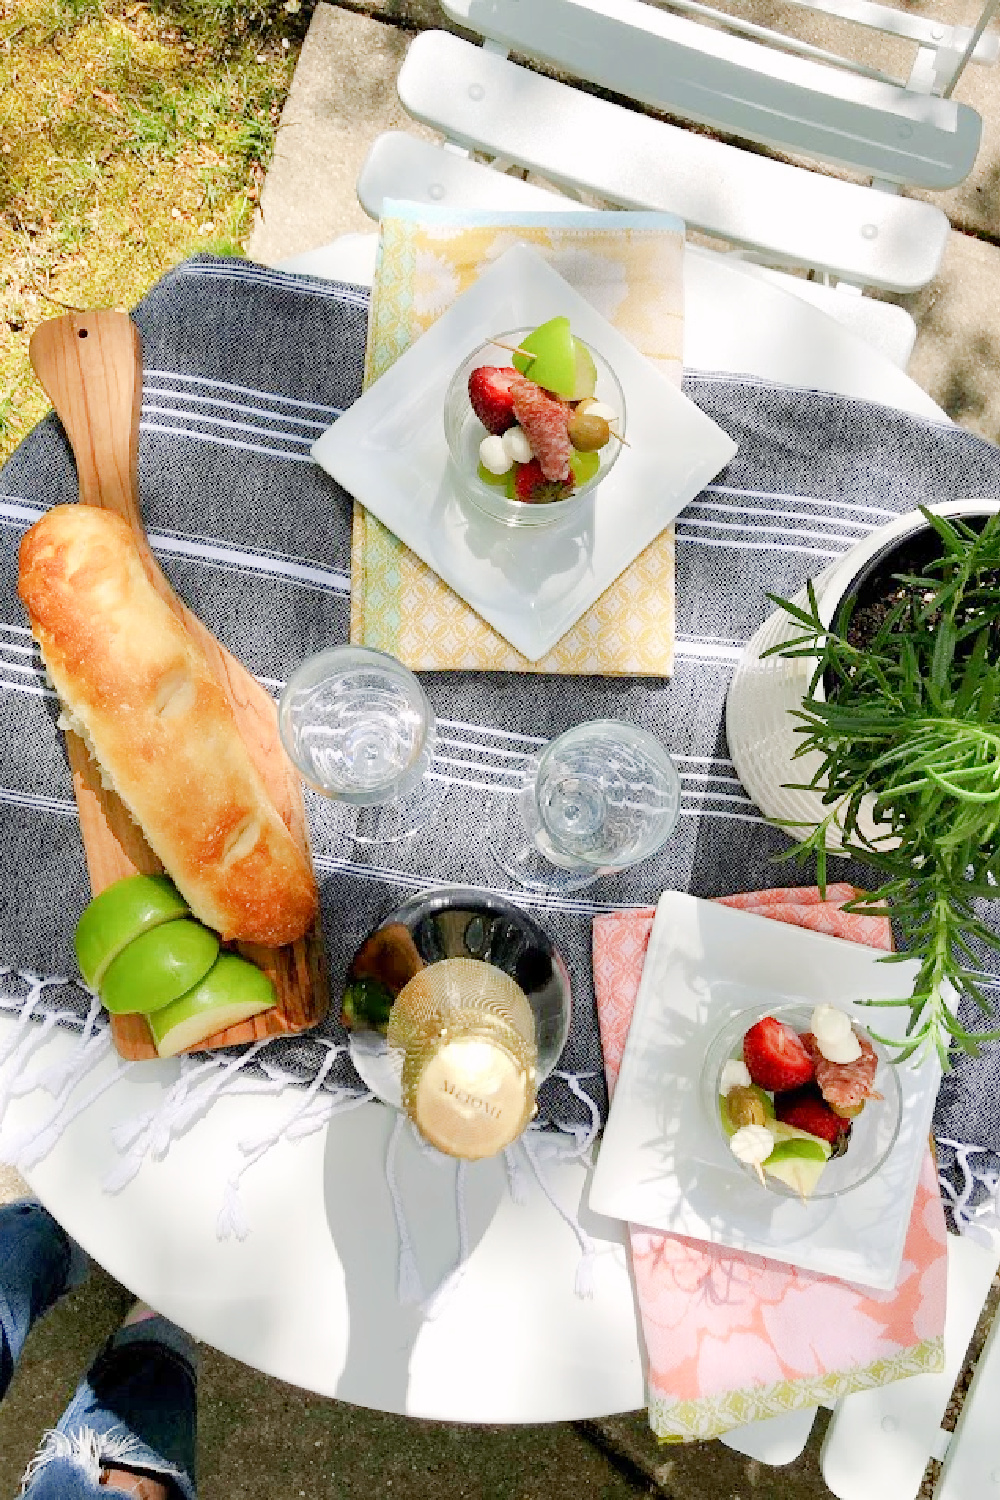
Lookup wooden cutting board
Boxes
[28,309,329,1059]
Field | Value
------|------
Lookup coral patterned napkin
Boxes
[593,886,947,1442]
[350,203,683,675]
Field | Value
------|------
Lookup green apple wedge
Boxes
[513,317,576,396]
[76,874,190,990]
[568,339,598,402]
[99,920,220,1016]
[763,1122,831,1198]
[513,318,600,402]
[149,953,276,1058]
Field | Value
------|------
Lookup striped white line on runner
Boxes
[703,482,898,522]
[0,499,350,596]
[143,368,343,417]
[144,388,335,430]
[680,522,869,558]
[149,532,349,594]
[674,532,843,561]
[0,787,78,818]
[140,405,317,447]
[138,421,315,463]
[170,262,370,311]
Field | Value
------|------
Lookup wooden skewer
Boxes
[754,1163,768,1188]
[489,338,535,358]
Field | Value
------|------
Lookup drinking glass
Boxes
[442,329,626,528]
[701,1004,902,1200]
[495,719,681,892]
[278,645,446,843]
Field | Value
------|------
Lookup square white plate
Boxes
[588,892,941,1289]
[311,243,738,661]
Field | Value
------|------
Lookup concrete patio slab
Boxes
[247,5,435,264]
[894,227,1000,440]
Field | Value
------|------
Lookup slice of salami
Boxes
[510,375,572,482]
[802,1031,882,1114]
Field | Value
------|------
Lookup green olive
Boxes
[567,410,611,452]
[725,1085,768,1129]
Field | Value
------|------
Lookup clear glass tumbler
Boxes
[442,329,626,528]
[701,1004,902,1200]
[495,719,681,892]
[278,645,446,843]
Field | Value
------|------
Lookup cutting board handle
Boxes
[29,310,143,528]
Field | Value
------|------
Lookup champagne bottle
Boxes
[342,889,572,1160]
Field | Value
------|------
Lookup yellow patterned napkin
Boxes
[350,204,685,675]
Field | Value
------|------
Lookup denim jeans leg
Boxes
[21,1315,198,1500]
[0,1199,80,1399]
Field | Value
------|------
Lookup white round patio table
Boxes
[0,247,947,1424]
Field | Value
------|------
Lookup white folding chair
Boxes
[356,0,1000,368]
[819,1228,1000,1498]
[720,1228,1000,1499]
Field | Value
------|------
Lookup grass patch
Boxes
[0,0,309,461]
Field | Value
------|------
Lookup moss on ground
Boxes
[0,0,308,461]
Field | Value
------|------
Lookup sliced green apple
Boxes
[149,953,277,1058]
[763,1123,831,1198]
[75,874,190,990]
[568,339,598,401]
[513,317,576,396]
[569,449,600,487]
[99,920,220,1016]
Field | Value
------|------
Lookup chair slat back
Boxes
[397,31,950,289]
[935,1288,1000,1499]
[440,0,981,187]
[820,1232,1000,1500]
[660,0,999,68]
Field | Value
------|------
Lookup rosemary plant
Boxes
[764,507,1000,1067]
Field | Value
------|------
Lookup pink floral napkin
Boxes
[593,887,947,1442]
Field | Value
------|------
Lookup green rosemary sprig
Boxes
[763,506,1000,1066]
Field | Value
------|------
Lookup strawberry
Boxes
[468,366,517,435]
[742,1017,815,1093]
[774,1086,850,1145]
[513,458,573,505]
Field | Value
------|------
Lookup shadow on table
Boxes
[321,1100,504,1413]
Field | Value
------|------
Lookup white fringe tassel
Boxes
[386,1113,424,1304]
[216,1045,373,1241]
[521,1128,599,1299]
[503,1143,530,1205]
[0,976,49,1066]
[0,1030,131,1174]
[550,1070,602,1159]
[937,1138,1000,1245]
[1,978,607,1307]
[421,1159,470,1320]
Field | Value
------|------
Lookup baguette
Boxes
[19,504,318,948]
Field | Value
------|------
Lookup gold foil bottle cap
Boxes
[389,958,538,1160]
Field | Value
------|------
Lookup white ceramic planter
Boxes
[726,500,1000,846]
